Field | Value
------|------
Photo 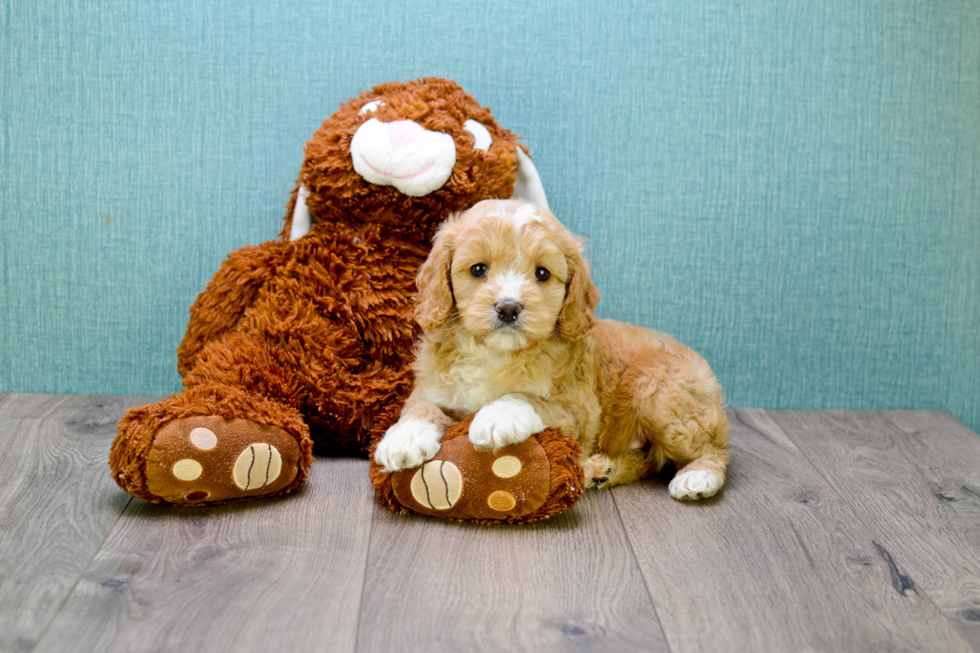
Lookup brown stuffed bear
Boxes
[109,78,583,521]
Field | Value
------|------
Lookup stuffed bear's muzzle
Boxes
[350,118,457,197]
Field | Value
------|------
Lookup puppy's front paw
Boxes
[469,396,545,451]
[668,469,723,500]
[374,418,443,472]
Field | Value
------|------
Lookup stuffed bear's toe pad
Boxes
[391,434,551,520]
[409,460,464,510]
[144,416,301,505]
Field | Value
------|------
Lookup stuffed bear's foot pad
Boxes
[374,417,586,524]
[391,435,551,520]
[144,416,301,505]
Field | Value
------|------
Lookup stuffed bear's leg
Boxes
[109,319,356,506]
[109,284,398,505]
[304,361,414,455]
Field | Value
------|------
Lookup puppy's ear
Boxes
[415,218,459,330]
[557,234,600,341]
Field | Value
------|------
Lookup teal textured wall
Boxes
[2,0,978,432]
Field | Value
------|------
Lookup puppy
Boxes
[375,199,730,499]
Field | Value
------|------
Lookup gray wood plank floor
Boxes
[1,394,978,653]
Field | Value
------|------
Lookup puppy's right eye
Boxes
[470,263,488,278]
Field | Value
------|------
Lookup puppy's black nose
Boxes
[495,299,523,324]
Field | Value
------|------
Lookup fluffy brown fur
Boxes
[110,79,536,506]
[376,199,730,499]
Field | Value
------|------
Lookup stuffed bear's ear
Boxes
[288,185,312,241]
[512,148,550,211]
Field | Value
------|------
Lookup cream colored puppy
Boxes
[375,200,730,499]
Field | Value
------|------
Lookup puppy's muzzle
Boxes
[494,299,523,325]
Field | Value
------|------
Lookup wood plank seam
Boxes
[29,495,134,653]
[352,497,377,653]
[610,488,674,653]
[353,488,670,652]
[609,409,974,652]
[737,410,969,638]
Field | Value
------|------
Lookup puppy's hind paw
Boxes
[668,469,723,500]
[582,453,615,489]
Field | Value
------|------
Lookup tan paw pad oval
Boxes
[491,455,522,478]
[233,444,283,491]
[172,459,203,481]
[410,461,462,510]
[189,427,218,451]
[487,490,517,512]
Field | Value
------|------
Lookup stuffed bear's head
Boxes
[283,78,548,241]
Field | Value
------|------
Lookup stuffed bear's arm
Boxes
[176,242,286,375]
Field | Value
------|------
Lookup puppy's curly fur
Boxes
[376,199,730,500]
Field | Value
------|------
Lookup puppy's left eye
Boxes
[470,263,488,278]
[535,267,551,282]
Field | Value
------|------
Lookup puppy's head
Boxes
[416,199,599,350]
